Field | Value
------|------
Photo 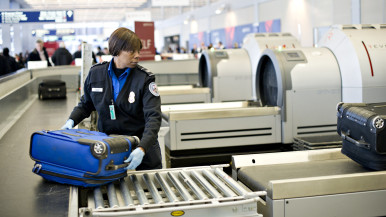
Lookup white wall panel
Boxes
[361,0,385,24]
[333,0,352,24]
[210,14,227,30]
[196,18,210,33]
[259,0,284,21]
[233,6,255,26]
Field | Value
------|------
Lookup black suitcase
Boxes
[337,102,386,170]
[38,79,66,100]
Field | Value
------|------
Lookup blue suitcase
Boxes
[30,129,139,187]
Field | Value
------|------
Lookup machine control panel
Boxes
[283,50,306,62]
[214,51,229,58]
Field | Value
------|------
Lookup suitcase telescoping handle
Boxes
[104,135,139,171]
[109,135,140,148]
[341,131,370,150]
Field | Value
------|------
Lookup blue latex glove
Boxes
[61,119,74,130]
[125,148,145,170]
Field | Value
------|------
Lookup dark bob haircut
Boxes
[108,27,142,56]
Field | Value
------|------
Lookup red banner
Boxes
[44,41,59,57]
[134,21,155,61]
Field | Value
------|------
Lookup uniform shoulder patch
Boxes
[90,61,108,69]
[149,82,160,97]
[137,64,154,77]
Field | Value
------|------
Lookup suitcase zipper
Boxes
[38,168,123,185]
[34,163,126,182]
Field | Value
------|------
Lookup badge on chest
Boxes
[128,91,135,103]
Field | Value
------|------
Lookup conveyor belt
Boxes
[238,159,371,193]
[0,91,79,217]
[233,149,386,217]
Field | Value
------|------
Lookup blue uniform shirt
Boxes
[108,61,131,102]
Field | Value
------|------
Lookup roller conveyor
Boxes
[73,165,266,217]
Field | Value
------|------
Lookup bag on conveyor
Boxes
[30,129,139,187]
[38,79,66,100]
[337,102,386,170]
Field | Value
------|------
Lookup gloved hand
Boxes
[125,147,145,170]
[61,119,74,130]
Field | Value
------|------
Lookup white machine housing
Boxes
[243,33,301,101]
[256,48,341,143]
[198,33,300,102]
[162,102,281,151]
[199,49,252,102]
[319,24,386,103]
[255,24,386,143]
[231,149,386,217]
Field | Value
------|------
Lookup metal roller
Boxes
[155,172,179,203]
[179,171,208,200]
[107,183,119,208]
[119,179,134,206]
[190,170,223,199]
[167,172,194,201]
[129,174,149,205]
[202,169,237,197]
[142,173,164,204]
[93,187,104,209]
[214,168,248,196]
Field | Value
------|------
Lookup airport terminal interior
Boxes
[1,0,386,216]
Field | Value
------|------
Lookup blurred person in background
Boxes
[0,53,11,76]
[207,43,213,50]
[51,42,72,66]
[27,39,52,66]
[95,46,104,63]
[96,46,104,56]
[217,41,225,49]
[103,47,109,55]
[198,42,207,53]
[73,43,97,64]
[17,52,27,68]
[3,48,22,72]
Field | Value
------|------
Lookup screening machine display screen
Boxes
[0,10,74,24]
[286,52,300,58]
[283,51,306,61]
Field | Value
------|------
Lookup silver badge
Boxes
[128,91,135,103]
[149,82,160,96]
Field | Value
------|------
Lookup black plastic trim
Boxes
[297,124,336,129]
[181,128,272,136]
[83,171,127,179]
[181,133,272,141]
[40,170,121,185]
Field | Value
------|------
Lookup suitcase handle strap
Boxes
[105,160,129,171]
[341,131,370,150]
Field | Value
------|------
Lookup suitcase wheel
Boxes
[372,116,384,130]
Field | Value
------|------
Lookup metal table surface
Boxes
[0,91,78,217]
